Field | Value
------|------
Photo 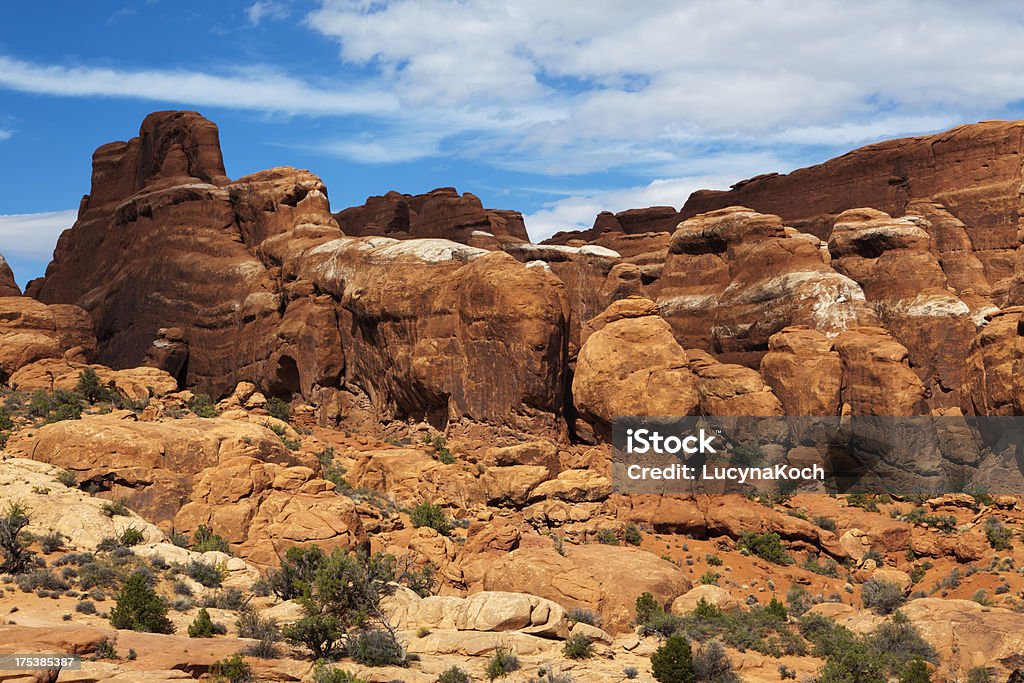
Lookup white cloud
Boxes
[525,175,744,242]
[0,209,78,262]
[304,0,1024,172]
[0,130,11,142]
[0,56,397,117]
[247,1,290,26]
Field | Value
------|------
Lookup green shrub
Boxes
[75,600,97,614]
[93,637,118,660]
[814,515,837,532]
[0,408,13,430]
[738,532,793,565]
[636,591,662,624]
[210,653,253,683]
[0,501,33,574]
[861,579,906,615]
[188,607,226,638]
[56,469,77,488]
[847,493,879,512]
[192,524,231,554]
[699,571,720,585]
[597,528,620,545]
[236,608,281,658]
[180,559,223,588]
[485,647,520,680]
[281,549,398,660]
[409,501,452,536]
[268,544,326,600]
[651,633,695,683]
[870,612,937,675]
[187,393,219,418]
[706,554,723,566]
[900,658,932,682]
[985,517,1013,550]
[566,607,599,626]
[786,585,812,617]
[313,662,367,683]
[45,402,81,423]
[802,555,839,577]
[437,666,472,683]
[562,633,594,659]
[101,498,130,517]
[348,629,406,667]
[266,397,291,423]
[40,531,65,554]
[77,368,110,404]
[623,522,642,546]
[118,526,144,547]
[692,639,737,682]
[109,571,174,633]
[966,666,993,683]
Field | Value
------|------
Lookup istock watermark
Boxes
[612,416,1024,495]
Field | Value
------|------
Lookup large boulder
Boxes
[4,413,298,523]
[0,297,96,380]
[483,544,691,633]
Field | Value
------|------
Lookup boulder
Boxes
[671,585,741,614]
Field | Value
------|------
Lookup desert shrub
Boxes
[192,524,231,554]
[266,397,291,423]
[847,493,879,512]
[705,554,723,566]
[44,399,82,423]
[77,368,111,404]
[237,608,281,658]
[16,568,68,593]
[971,588,992,605]
[966,666,993,683]
[109,570,174,634]
[900,658,932,682]
[187,393,219,418]
[202,586,246,610]
[562,633,594,659]
[281,549,399,660]
[39,531,65,554]
[566,607,599,626]
[78,559,120,590]
[437,666,472,683]
[816,636,885,683]
[0,408,13,431]
[861,578,906,615]
[651,633,695,683]
[169,532,190,548]
[699,571,720,586]
[486,647,520,680]
[180,559,223,588]
[188,607,226,638]
[268,544,327,600]
[623,522,643,546]
[786,585,812,617]
[210,653,253,683]
[92,637,118,660]
[934,567,961,591]
[117,526,144,547]
[313,662,367,682]
[738,532,793,565]
[636,591,662,624]
[985,517,1013,550]
[76,600,97,614]
[692,639,738,682]
[597,528,620,545]
[624,667,639,679]
[0,502,33,575]
[802,555,839,577]
[870,612,936,674]
[56,469,77,488]
[395,556,437,597]
[349,629,406,666]
[101,498,130,517]
[409,501,452,536]
[814,515,837,531]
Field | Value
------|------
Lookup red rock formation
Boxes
[334,187,530,242]
[682,122,1024,301]
[29,112,570,433]
[543,206,681,246]
[0,296,96,381]
[0,254,19,296]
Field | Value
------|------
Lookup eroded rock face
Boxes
[0,296,96,381]
[0,253,19,296]
[3,413,299,523]
[760,327,842,415]
[683,121,1024,249]
[483,544,691,633]
[652,207,872,366]
[174,456,365,565]
[334,187,529,242]
[27,112,571,433]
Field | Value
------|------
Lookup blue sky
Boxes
[3,0,1024,287]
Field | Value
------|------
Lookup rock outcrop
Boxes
[0,253,19,296]
[334,187,529,243]
[0,296,96,381]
